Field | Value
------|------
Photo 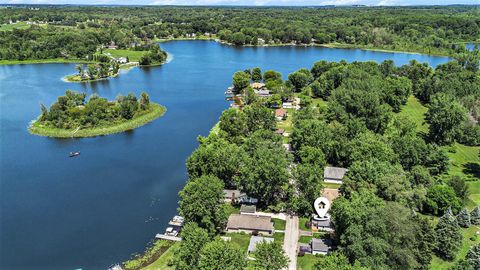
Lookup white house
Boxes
[323,166,348,184]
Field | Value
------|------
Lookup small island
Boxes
[29,90,166,138]
[64,45,168,83]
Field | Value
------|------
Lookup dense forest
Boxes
[0,5,479,61]
[169,57,479,270]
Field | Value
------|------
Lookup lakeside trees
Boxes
[172,58,478,269]
[1,6,479,61]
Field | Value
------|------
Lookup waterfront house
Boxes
[108,41,118,50]
[323,166,348,184]
[251,82,266,89]
[226,214,274,236]
[282,102,294,109]
[247,236,274,253]
[223,189,258,204]
[256,89,271,98]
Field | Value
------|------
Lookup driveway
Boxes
[283,215,299,270]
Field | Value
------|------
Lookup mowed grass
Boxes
[273,218,286,231]
[104,49,146,62]
[398,95,429,133]
[297,254,321,270]
[141,242,179,270]
[0,22,30,31]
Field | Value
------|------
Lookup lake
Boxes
[0,41,450,270]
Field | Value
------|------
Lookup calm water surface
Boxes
[0,41,450,270]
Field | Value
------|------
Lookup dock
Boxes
[155,234,182,241]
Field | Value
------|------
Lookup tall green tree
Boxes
[456,208,471,228]
[178,175,227,235]
[314,252,370,270]
[471,206,480,225]
[198,239,247,270]
[251,67,262,82]
[173,223,210,270]
[251,241,289,270]
[232,71,251,91]
[466,244,480,270]
[425,93,466,145]
[435,210,462,260]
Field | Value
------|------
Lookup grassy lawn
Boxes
[0,21,30,31]
[276,108,296,133]
[297,254,321,270]
[299,235,312,244]
[29,103,166,138]
[311,97,328,111]
[273,218,286,231]
[430,226,480,270]
[141,242,179,270]
[323,182,342,189]
[467,181,480,209]
[299,217,311,231]
[445,143,480,180]
[0,58,94,65]
[398,95,429,133]
[224,203,240,216]
[225,232,251,253]
[273,232,285,244]
[104,49,146,62]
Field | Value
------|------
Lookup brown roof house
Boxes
[226,214,274,236]
[275,108,287,120]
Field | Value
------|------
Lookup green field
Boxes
[297,254,321,270]
[29,103,166,138]
[0,58,94,65]
[273,218,286,231]
[398,95,429,133]
[0,22,30,31]
[104,49,147,62]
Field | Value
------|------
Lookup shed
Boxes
[323,167,348,184]
[247,236,274,253]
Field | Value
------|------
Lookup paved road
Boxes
[283,215,299,270]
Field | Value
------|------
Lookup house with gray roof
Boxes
[226,214,274,236]
[247,236,274,253]
[311,238,333,255]
[323,166,348,184]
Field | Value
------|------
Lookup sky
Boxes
[1,0,479,6]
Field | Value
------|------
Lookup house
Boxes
[275,108,287,120]
[240,204,256,214]
[256,89,271,98]
[323,166,348,184]
[107,41,118,50]
[251,82,266,90]
[247,236,274,253]
[312,218,333,232]
[226,214,274,236]
[283,143,293,153]
[223,189,258,204]
[282,102,294,109]
[225,86,235,98]
[116,57,128,64]
[311,238,333,255]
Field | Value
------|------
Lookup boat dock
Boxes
[155,234,182,241]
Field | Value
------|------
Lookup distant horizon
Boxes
[1,0,479,7]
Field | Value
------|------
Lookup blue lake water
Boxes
[0,41,450,270]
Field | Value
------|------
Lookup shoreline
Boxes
[28,103,166,138]
[1,41,454,67]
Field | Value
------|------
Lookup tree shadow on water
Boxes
[463,162,480,179]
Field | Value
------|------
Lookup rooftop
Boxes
[223,189,246,199]
[311,238,333,252]
[248,236,274,253]
[324,166,348,180]
[275,108,286,117]
[226,214,274,232]
[240,204,256,214]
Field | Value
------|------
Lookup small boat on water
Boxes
[69,151,80,157]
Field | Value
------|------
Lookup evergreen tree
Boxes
[435,210,462,260]
[251,67,262,82]
[466,244,480,270]
[456,208,471,228]
[471,206,480,225]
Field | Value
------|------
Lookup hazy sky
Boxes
[2,0,479,6]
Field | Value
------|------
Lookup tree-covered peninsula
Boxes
[29,90,166,138]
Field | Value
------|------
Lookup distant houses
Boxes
[323,166,348,184]
[226,214,275,236]
[275,108,287,120]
